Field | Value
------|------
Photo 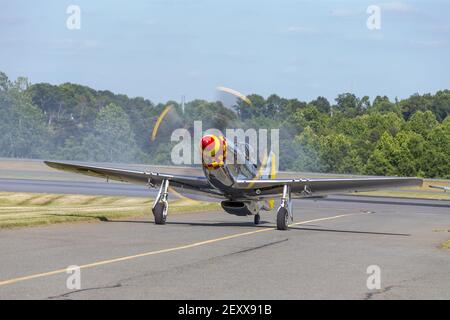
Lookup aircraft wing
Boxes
[233,177,423,199]
[44,161,221,196]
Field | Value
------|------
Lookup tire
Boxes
[254,214,261,225]
[276,207,289,230]
[153,202,167,225]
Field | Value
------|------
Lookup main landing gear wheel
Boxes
[254,213,261,225]
[152,179,169,225]
[276,184,292,231]
[276,207,289,230]
[153,202,167,225]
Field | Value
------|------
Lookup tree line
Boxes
[0,71,449,178]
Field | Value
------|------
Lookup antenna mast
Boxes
[181,95,186,114]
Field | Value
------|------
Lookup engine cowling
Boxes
[221,201,253,216]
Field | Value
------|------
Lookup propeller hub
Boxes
[201,135,227,169]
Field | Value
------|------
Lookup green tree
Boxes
[291,127,325,172]
[395,131,426,176]
[288,105,329,134]
[369,96,400,114]
[0,79,48,158]
[422,117,450,178]
[365,149,395,176]
[406,110,438,137]
[334,93,368,117]
[319,133,363,173]
[0,72,10,91]
[81,103,140,163]
[310,96,331,114]
[430,90,450,122]
[399,93,432,120]
[1,70,448,178]
[365,132,400,176]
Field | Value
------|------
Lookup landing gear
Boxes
[152,179,169,225]
[276,207,289,230]
[254,213,261,225]
[277,185,292,230]
[153,201,167,225]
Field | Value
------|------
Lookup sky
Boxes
[1,0,449,104]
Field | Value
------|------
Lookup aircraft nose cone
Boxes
[201,135,216,151]
[201,135,227,170]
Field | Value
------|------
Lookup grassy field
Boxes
[0,192,220,229]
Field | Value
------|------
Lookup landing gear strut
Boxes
[152,179,169,225]
[277,185,292,230]
[254,213,261,225]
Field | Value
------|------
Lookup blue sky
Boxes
[1,0,449,104]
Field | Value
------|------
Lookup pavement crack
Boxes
[43,239,289,299]
[364,285,396,300]
[95,239,290,290]
[222,239,289,257]
[47,283,122,300]
[363,273,433,300]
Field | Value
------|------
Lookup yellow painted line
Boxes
[0,213,363,287]
[151,104,172,141]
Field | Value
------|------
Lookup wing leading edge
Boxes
[234,177,423,199]
[45,161,423,200]
[44,161,221,196]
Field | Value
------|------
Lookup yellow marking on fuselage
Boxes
[248,151,269,188]
[202,135,226,170]
[268,152,277,209]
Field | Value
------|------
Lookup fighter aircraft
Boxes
[45,134,423,230]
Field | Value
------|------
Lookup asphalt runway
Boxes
[0,180,449,299]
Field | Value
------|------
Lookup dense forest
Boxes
[0,71,449,178]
